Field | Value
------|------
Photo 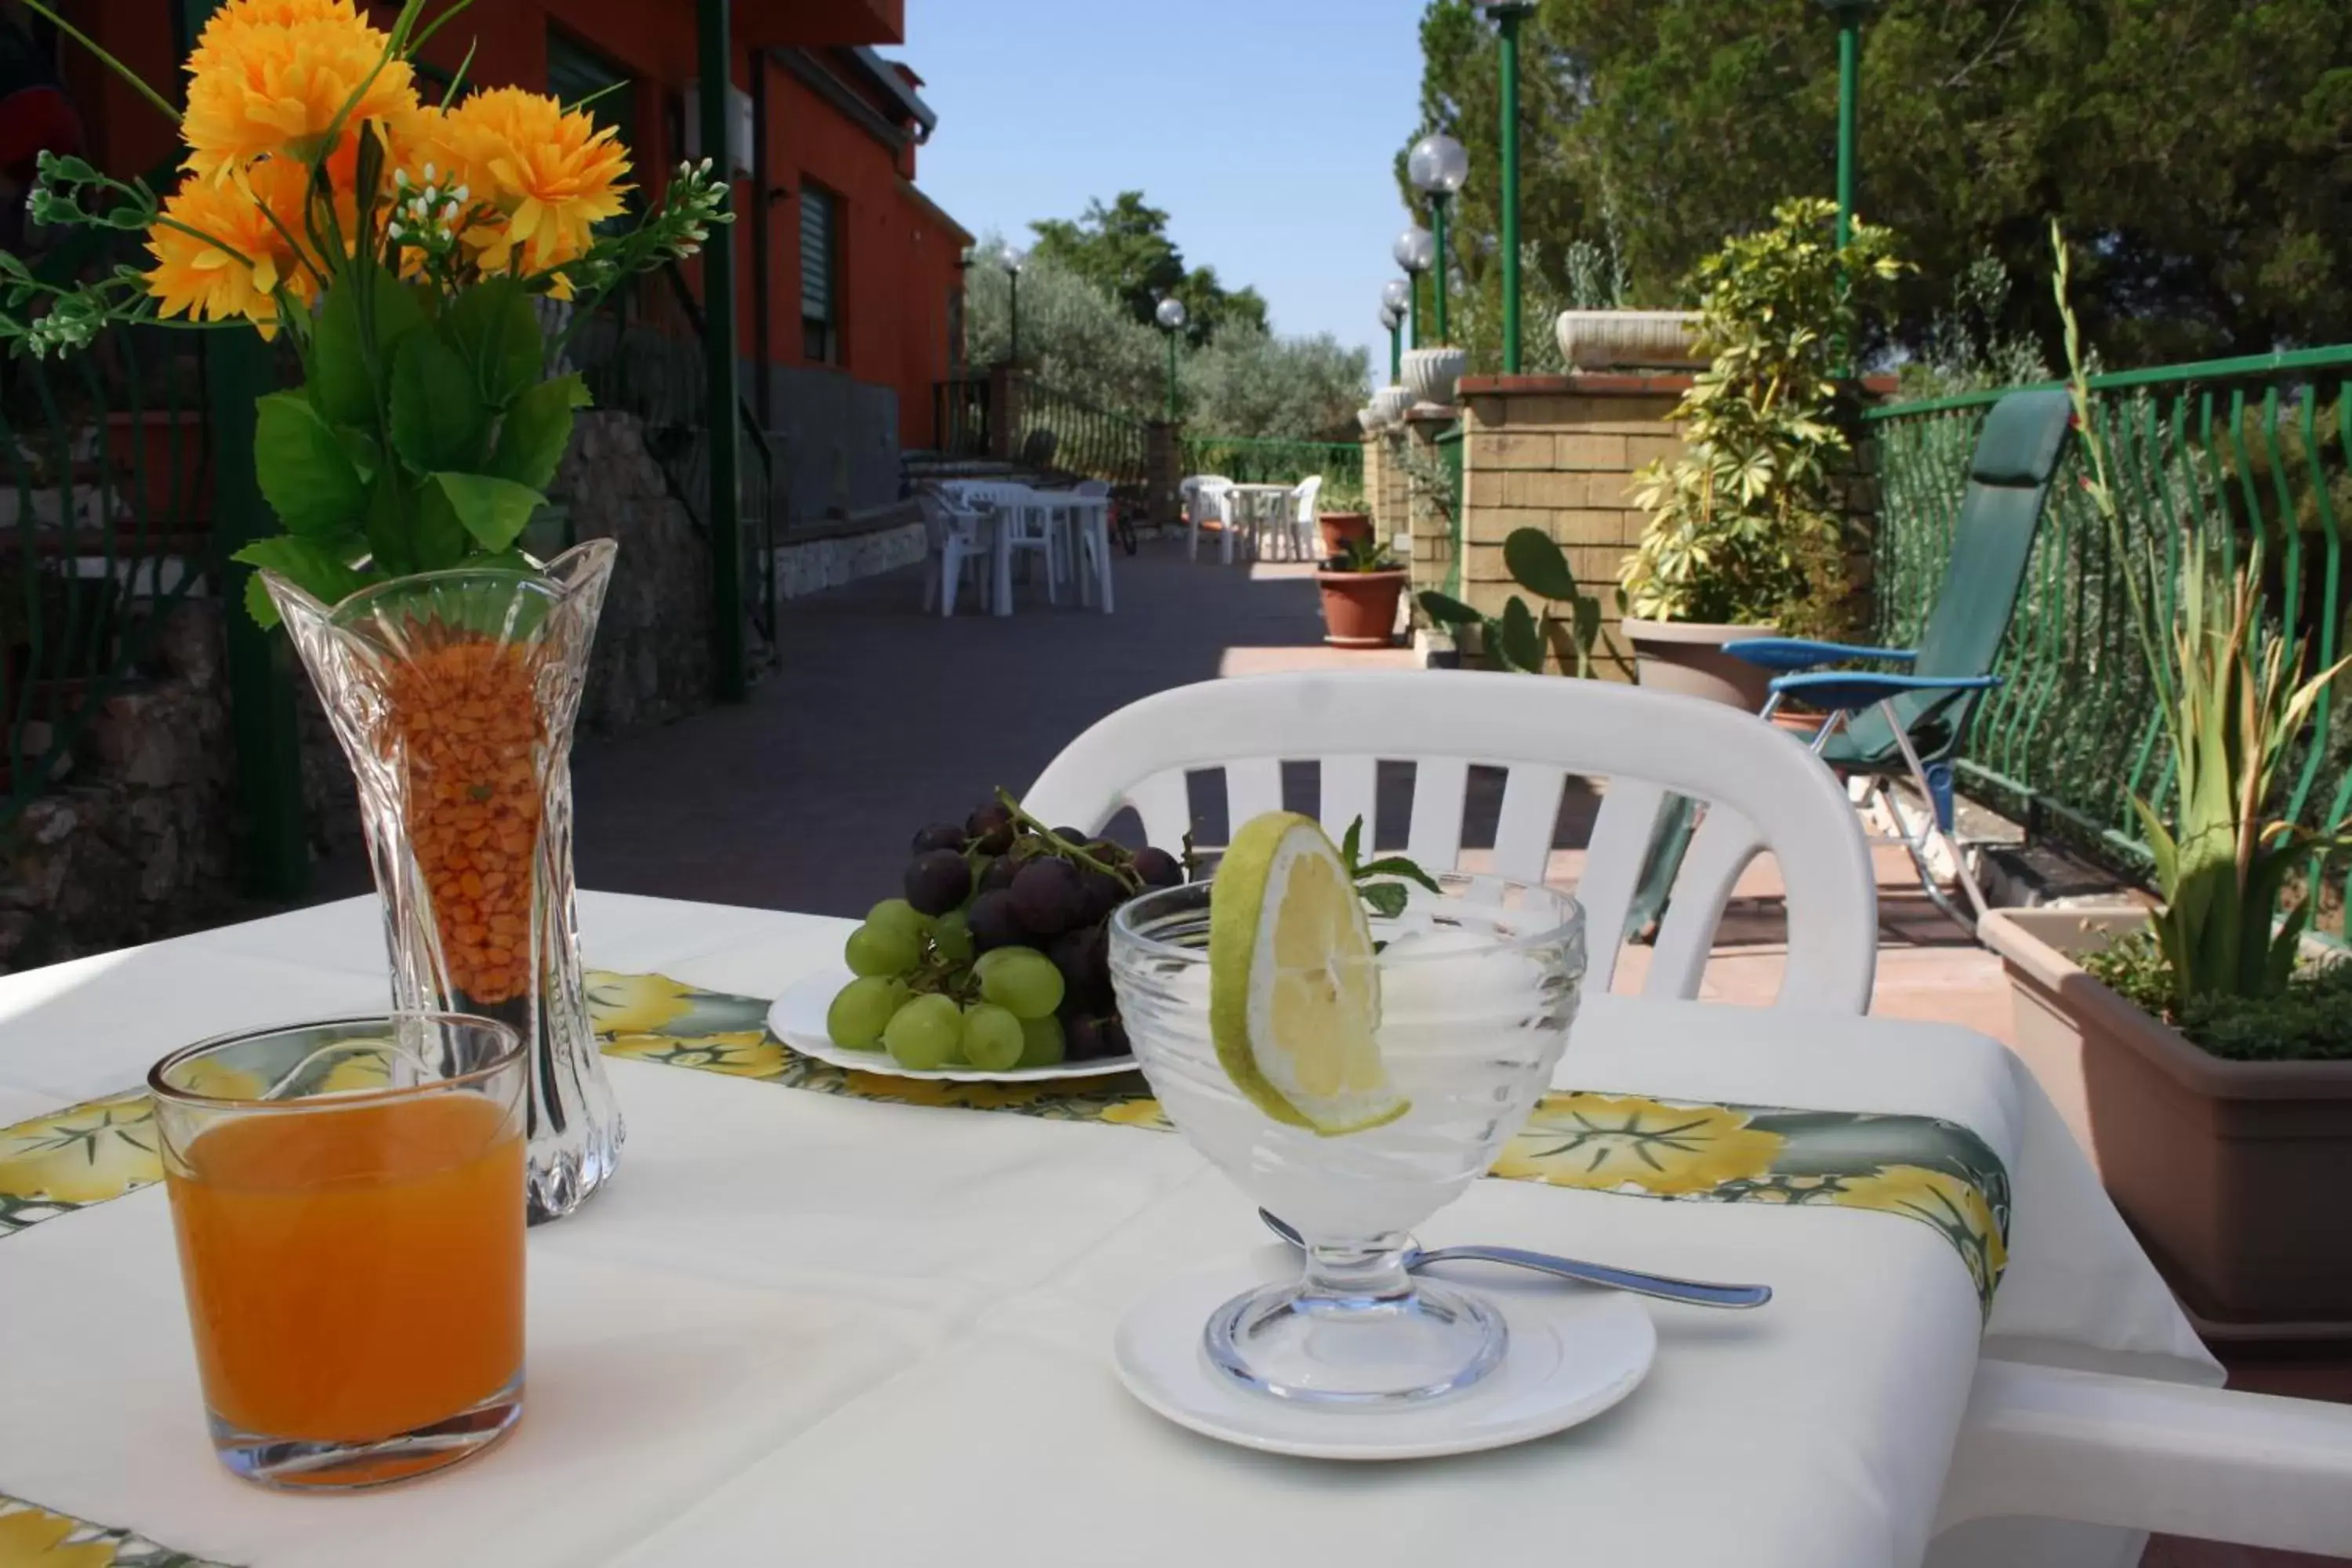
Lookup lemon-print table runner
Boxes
[0,970,2009,1567]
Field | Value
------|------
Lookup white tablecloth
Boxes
[0,893,2215,1567]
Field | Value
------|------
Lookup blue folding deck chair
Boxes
[1722,387,2075,931]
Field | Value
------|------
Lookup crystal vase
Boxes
[265,540,622,1224]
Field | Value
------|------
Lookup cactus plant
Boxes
[1417,528,1632,680]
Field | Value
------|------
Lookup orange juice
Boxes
[164,1091,524,1441]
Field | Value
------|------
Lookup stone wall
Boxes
[0,603,238,971]
[1458,374,1691,676]
[1399,412,1459,613]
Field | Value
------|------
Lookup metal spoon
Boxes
[1257,1209,1772,1311]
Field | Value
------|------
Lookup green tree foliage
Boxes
[962,239,1367,442]
[1029,191,1269,345]
[1404,0,2352,367]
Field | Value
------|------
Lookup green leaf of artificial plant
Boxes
[309,270,428,428]
[253,391,365,536]
[441,276,546,410]
[230,533,369,628]
[390,332,490,474]
[488,372,589,491]
[430,471,547,553]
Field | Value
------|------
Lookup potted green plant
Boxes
[1316,535,1409,648]
[1620,198,1904,708]
[1418,528,1631,678]
[1318,509,1374,557]
[1980,225,2352,1333]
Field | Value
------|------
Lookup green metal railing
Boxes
[1015,381,1149,485]
[1867,346,2352,936]
[933,377,992,459]
[1181,437,1366,511]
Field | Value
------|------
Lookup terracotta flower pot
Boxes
[1318,512,1374,557]
[1982,906,2352,1337]
[1316,568,1407,648]
[1621,617,1777,710]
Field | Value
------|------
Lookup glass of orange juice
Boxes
[149,1014,527,1490]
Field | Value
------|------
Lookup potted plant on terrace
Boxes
[5,0,729,1223]
[1980,227,2352,1332]
[1316,535,1409,648]
[1619,198,1904,709]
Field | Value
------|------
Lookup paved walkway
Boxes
[561,539,2337,1566]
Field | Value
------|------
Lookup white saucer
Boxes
[768,964,1141,1083]
[1112,1255,1656,1460]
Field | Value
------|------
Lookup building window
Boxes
[801,181,840,364]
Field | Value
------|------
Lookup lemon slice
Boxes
[1209,811,1406,1136]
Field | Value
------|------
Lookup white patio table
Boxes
[1221,482,1291,563]
[0,892,2220,1568]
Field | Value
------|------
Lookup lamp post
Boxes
[1155,296,1188,421]
[1818,0,1874,249]
[1380,281,1410,383]
[1475,2,1538,372]
[1000,244,1026,365]
[1406,132,1469,345]
[1392,225,1436,349]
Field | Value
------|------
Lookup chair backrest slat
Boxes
[1024,671,1876,1011]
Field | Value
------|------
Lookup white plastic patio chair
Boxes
[1181,475,1235,564]
[915,488,991,617]
[956,481,1060,609]
[1283,474,1324,561]
[1023,668,2352,1564]
[1022,669,1877,1010]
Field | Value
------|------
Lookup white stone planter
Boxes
[1555,310,1705,372]
[1356,406,1381,436]
[1402,347,1468,408]
[1370,385,1415,429]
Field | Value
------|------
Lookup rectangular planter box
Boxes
[1983,906,2352,1338]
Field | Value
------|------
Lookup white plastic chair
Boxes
[1182,475,1234,564]
[1024,668,2352,1561]
[916,488,991,617]
[1022,669,1878,1010]
[957,481,1060,609]
[1284,474,1323,561]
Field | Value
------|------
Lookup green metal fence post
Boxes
[699,0,746,702]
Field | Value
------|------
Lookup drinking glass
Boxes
[1110,873,1584,1406]
[149,1014,528,1489]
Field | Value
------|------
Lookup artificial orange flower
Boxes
[417,89,631,282]
[182,0,422,182]
[143,157,321,337]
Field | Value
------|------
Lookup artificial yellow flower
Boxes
[0,1504,120,1568]
[1490,1092,1786,1196]
[603,1029,786,1080]
[419,89,631,279]
[181,0,421,181]
[143,157,319,337]
[0,1092,163,1207]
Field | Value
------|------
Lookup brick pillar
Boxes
[1361,435,1385,541]
[1145,420,1181,531]
[987,364,1026,463]
[1457,374,1690,678]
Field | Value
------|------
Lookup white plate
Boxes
[767,963,1141,1083]
[1113,1254,1655,1461]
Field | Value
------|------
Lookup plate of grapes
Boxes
[769,794,1185,1083]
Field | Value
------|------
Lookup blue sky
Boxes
[894,0,1432,388]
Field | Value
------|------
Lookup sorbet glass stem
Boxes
[1302,1232,1417,1308]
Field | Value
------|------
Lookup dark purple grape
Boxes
[1048,924,1109,1005]
[967,800,1016,855]
[978,854,1022,895]
[1011,856,1084,936]
[966,890,1022,952]
[1098,1016,1130,1059]
[1078,868,1126,924]
[1050,826,1091,845]
[911,822,966,855]
[904,849,971,916]
[1132,847,1182,888]
[1065,1013,1105,1061]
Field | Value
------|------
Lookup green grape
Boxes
[867,898,931,938]
[960,1003,1025,1071]
[931,908,975,965]
[882,993,962,1070]
[826,976,905,1050]
[1018,1014,1066,1069]
[978,946,1065,1020]
[844,920,920,978]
